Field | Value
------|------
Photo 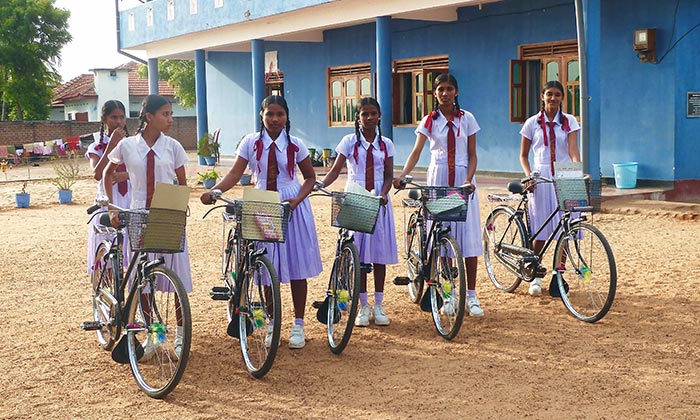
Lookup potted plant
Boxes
[15,181,30,208]
[51,155,81,204]
[197,167,220,189]
[197,133,211,165]
[198,132,220,166]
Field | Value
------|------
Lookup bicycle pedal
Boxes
[360,263,373,273]
[210,287,231,301]
[311,300,323,309]
[393,276,410,286]
[80,321,103,331]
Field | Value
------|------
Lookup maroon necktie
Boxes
[547,122,557,175]
[116,163,128,196]
[145,149,155,209]
[365,144,374,191]
[266,143,278,191]
[447,121,456,187]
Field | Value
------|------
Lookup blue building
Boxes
[118,0,700,195]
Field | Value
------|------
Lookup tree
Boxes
[0,0,71,121]
[138,60,196,108]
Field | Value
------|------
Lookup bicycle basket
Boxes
[127,208,186,253]
[331,192,382,234]
[241,201,289,242]
[421,186,468,222]
[554,177,597,212]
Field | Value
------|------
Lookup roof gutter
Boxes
[115,0,147,65]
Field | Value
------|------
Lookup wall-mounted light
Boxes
[633,28,656,63]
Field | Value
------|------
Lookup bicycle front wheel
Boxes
[91,241,119,350]
[239,255,281,378]
[430,234,466,340]
[327,241,360,354]
[405,212,425,303]
[127,266,191,399]
[554,222,616,323]
[483,206,527,292]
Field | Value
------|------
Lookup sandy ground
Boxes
[1,156,699,419]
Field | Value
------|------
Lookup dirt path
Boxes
[1,158,698,419]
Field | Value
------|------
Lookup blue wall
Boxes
[199,0,699,181]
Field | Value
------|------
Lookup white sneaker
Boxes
[467,296,484,317]
[372,305,390,326]
[264,324,275,348]
[441,296,456,316]
[528,278,543,296]
[355,305,370,327]
[173,336,183,360]
[141,336,155,362]
[288,324,305,349]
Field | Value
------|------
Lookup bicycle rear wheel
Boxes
[91,242,119,350]
[430,234,466,340]
[239,255,281,378]
[404,212,424,303]
[326,241,360,354]
[127,266,191,399]
[554,222,616,323]
[483,206,527,292]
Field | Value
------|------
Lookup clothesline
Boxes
[0,135,90,164]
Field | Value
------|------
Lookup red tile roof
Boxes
[52,61,176,105]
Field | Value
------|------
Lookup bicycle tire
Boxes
[430,234,466,340]
[326,241,361,354]
[239,254,281,378]
[554,222,617,323]
[91,241,119,350]
[405,212,425,303]
[223,228,241,322]
[483,206,527,292]
[127,265,191,399]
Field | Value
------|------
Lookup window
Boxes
[510,40,579,122]
[391,56,448,125]
[128,12,135,31]
[190,0,197,15]
[265,71,285,97]
[167,0,174,21]
[327,64,371,126]
[214,0,224,8]
[146,6,154,26]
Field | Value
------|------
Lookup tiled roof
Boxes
[52,61,176,105]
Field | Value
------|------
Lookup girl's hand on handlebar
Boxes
[200,191,216,205]
[392,177,405,190]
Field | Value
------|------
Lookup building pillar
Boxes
[376,16,393,140]
[251,39,265,131]
[147,58,159,95]
[582,0,601,181]
[194,49,209,142]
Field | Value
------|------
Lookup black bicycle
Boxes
[483,172,616,322]
[203,190,287,378]
[393,175,471,340]
[311,182,381,354]
[81,201,191,398]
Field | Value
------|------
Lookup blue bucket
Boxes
[613,162,638,189]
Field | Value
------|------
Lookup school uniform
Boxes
[520,111,581,240]
[416,110,483,258]
[335,132,398,265]
[107,132,193,292]
[85,132,131,274]
[237,130,323,282]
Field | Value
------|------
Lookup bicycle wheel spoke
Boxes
[431,235,465,340]
[405,214,424,303]
[327,242,360,354]
[91,243,118,350]
[483,207,526,292]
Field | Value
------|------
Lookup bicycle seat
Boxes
[408,189,420,200]
[508,180,525,194]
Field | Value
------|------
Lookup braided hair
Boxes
[432,73,461,121]
[98,100,128,144]
[136,94,170,135]
[259,95,291,141]
[540,80,566,124]
[354,97,383,143]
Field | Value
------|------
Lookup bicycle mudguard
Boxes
[227,316,253,338]
[315,296,341,324]
[420,289,441,313]
[111,335,143,364]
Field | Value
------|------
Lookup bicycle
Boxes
[311,182,382,354]
[393,175,470,340]
[482,171,616,322]
[81,201,191,399]
[203,190,287,378]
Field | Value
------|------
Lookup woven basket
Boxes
[421,186,468,222]
[127,208,186,253]
[331,192,381,234]
[241,201,289,242]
